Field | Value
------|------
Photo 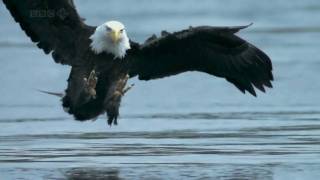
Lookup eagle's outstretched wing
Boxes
[128,25,273,96]
[2,0,93,65]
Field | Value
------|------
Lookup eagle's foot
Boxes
[122,83,134,95]
[83,70,98,99]
[118,74,134,95]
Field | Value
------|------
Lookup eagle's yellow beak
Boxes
[110,30,120,43]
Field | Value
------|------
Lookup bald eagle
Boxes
[3,0,273,126]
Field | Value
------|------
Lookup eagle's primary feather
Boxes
[3,0,273,125]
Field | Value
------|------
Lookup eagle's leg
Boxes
[105,90,122,126]
[105,74,133,126]
[83,70,98,99]
[62,68,103,121]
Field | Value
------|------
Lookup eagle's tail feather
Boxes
[37,89,65,98]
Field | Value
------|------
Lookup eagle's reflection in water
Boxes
[65,168,121,180]
[63,165,274,180]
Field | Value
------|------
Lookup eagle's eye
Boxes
[106,26,112,32]
[120,29,124,33]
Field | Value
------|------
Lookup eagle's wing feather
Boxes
[2,0,92,65]
[128,25,273,96]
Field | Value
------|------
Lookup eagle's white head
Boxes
[89,21,130,59]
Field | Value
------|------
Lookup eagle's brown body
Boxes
[60,28,132,123]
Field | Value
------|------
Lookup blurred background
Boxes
[0,0,320,179]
